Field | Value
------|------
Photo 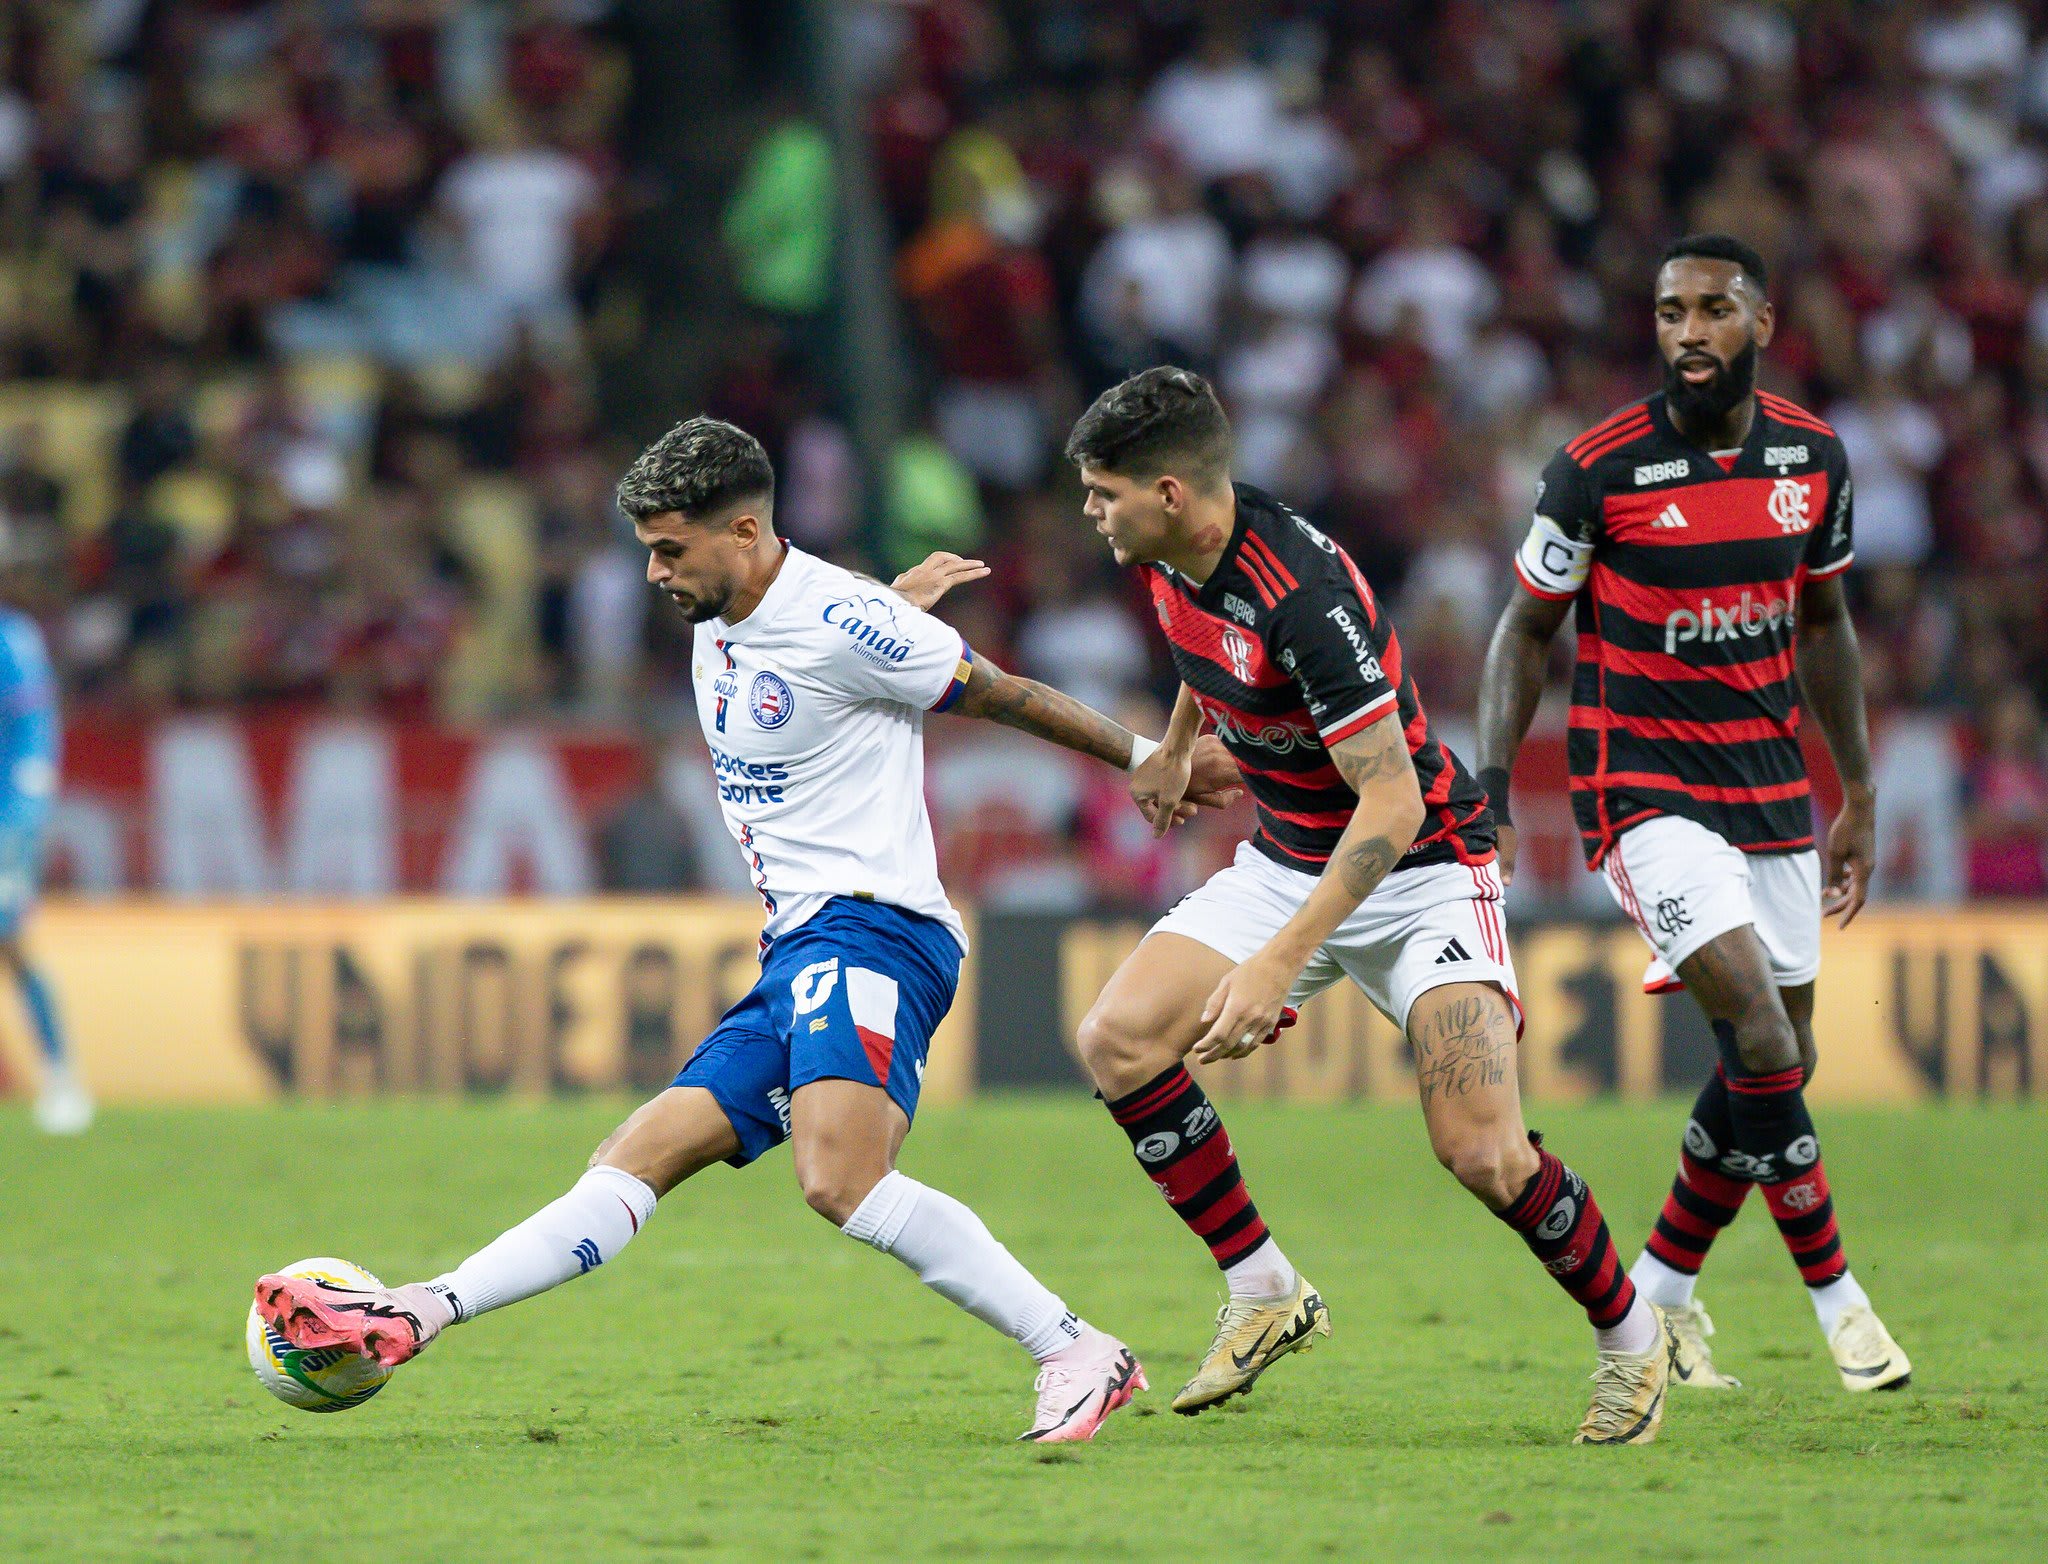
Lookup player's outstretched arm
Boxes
[1475,590,1572,884]
[1192,711,1425,1063]
[947,656,1242,811]
[1796,573,1876,926]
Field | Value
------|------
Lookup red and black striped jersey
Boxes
[1147,483,1495,876]
[1515,390,1854,868]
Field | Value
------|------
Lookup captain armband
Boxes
[1513,515,1593,601]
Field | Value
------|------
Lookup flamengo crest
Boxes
[1767,477,1812,533]
[1221,626,1255,682]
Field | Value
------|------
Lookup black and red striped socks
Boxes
[1637,1069,1754,1298]
[1105,1065,1292,1294]
[1498,1140,1650,1346]
[1722,1058,1850,1289]
[1634,1024,1866,1335]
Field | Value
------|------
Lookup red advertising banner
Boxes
[44,709,1968,902]
[53,712,647,896]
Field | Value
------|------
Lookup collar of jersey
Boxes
[1649,392,1766,473]
[713,542,803,633]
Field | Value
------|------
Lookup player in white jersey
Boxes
[256,417,1244,1442]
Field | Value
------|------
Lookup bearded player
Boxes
[1066,368,1678,1446]
[257,416,1246,1442]
[1476,234,1909,1393]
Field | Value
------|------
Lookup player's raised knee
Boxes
[1431,1130,1525,1209]
[587,1105,650,1174]
[1725,1006,1799,1075]
[1792,1022,1819,1080]
[796,1160,885,1226]
[1074,1001,1153,1088]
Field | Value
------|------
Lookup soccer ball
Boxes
[245,1257,395,1413]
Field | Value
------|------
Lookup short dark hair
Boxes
[1064,367,1232,491]
[616,416,775,523]
[1659,233,1769,297]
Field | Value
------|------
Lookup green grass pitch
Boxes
[3,1096,2042,1561]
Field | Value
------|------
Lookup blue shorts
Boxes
[674,898,962,1167]
[0,822,45,938]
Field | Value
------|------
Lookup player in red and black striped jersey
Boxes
[1479,234,1909,1394]
[1515,384,1850,867]
[1062,368,1678,1445]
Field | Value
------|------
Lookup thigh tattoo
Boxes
[1411,991,1514,1105]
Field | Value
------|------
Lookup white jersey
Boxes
[692,546,973,951]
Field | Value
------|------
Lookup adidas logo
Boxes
[1653,502,1689,529]
[571,1238,603,1275]
[1434,938,1473,965]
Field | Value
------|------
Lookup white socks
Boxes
[1596,1293,1663,1355]
[1629,1250,1698,1310]
[1225,1236,1298,1301]
[408,1163,1107,1370]
[1809,1271,1869,1338]
[1631,1249,1870,1339]
[1630,1250,1869,1341]
[425,1165,658,1324]
[842,1171,1087,1363]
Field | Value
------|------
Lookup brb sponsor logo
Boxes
[1767,476,1813,533]
[823,594,914,666]
[1633,459,1690,485]
[1222,591,1258,625]
[1663,590,1795,654]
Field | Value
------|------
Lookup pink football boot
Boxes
[254,1273,442,1368]
[1017,1333,1148,1443]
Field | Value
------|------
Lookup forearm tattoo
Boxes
[1328,720,1413,899]
[955,661,1130,767]
[1338,835,1401,899]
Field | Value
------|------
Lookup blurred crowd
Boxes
[0,0,642,716]
[4,1,2046,901]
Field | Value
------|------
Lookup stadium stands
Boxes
[2,2,2043,906]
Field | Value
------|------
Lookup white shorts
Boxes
[1602,814,1821,992]
[1151,841,1521,1034]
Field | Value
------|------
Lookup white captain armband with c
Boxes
[1513,514,1594,601]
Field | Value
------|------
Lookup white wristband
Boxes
[1126,734,1161,773]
